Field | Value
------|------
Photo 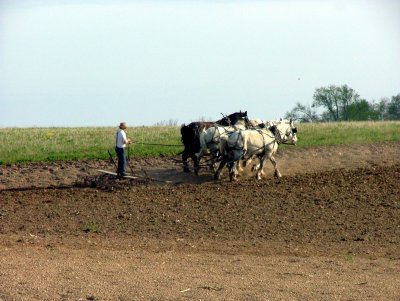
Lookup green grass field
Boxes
[0,121,399,165]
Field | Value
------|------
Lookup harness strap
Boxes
[226,130,243,151]
[206,127,219,147]
[274,129,283,144]
[241,129,277,158]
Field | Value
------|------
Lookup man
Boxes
[115,122,132,177]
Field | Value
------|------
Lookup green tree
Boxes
[285,89,399,122]
[347,99,376,121]
[372,98,389,120]
[386,94,400,120]
[284,102,319,122]
[312,85,361,121]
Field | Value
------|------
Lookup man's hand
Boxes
[126,138,132,144]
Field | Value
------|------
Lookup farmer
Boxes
[115,122,132,177]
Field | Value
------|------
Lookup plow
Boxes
[98,145,181,185]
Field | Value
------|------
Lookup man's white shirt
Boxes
[116,129,127,148]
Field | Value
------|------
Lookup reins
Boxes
[131,141,183,147]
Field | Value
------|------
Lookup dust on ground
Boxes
[0,142,399,301]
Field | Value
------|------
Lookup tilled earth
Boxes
[0,142,400,301]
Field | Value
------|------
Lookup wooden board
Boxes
[97,170,139,179]
[97,169,176,184]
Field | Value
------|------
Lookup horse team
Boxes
[180,111,298,181]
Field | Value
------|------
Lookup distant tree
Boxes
[386,94,400,120]
[284,102,319,122]
[320,111,333,122]
[285,88,399,122]
[347,99,376,121]
[312,85,361,121]
[372,98,389,120]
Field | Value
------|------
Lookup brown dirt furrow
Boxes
[0,143,399,300]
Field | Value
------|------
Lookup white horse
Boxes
[242,119,297,171]
[197,119,249,173]
[248,119,285,129]
[248,119,267,128]
[214,119,298,181]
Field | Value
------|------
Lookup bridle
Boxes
[274,123,297,145]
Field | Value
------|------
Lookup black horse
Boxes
[180,111,249,173]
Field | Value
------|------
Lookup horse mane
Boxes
[215,116,230,126]
[181,121,214,130]
[269,125,277,136]
[215,111,248,126]
[180,121,215,146]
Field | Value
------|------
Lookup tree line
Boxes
[285,85,400,122]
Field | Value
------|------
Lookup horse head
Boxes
[227,111,247,124]
[275,119,298,145]
[219,111,249,128]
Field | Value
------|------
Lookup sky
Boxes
[1,0,399,127]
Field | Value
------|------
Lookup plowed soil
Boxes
[1,142,400,301]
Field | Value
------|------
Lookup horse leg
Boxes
[191,153,200,175]
[208,149,218,172]
[210,154,219,173]
[236,159,244,173]
[270,156,282,178]
[242,154,253,168]
[182,151,191,173]
[256,153,270,180]
[248,155,260,173]
[229,161,239,182]
[214,157,226,180]
[196,149,205,175]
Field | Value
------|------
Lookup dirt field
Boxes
[1,142,400,301]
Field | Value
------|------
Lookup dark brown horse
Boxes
[180,111,249,173]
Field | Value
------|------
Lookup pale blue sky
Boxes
[1,0,399,127]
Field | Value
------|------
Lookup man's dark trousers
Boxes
[115,146,126,176]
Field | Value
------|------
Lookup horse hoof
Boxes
[184,168,191,173]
